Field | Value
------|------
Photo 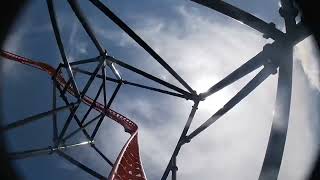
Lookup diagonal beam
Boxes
[191,0,284,39]
[80,58,105,98]
[123,80,188,99]
[200,22,310,99]
[63,113,102,141]
[200,51,267,99]
[89,0,195,94]
[57,150,107,179]
[91,144,113,167]
[47,0,80,98]
[91,82,122,139]
[8,141,92,160]
[187,66,275,141]
[70,56,101,66]
[67,0,105,55]
[1,103,78,131]
[106,82,122,108]
[108,62,122,80]
[57,102,81,143]
[72,67,119,83]
[107,56,194,98]
[73,67,188,99]
[80,81,104,125]
[55,85,92,143]
[67,0,124,81]
[61,71,78,95]
[161,101,200,180]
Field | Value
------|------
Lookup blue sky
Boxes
[1,0,320,180]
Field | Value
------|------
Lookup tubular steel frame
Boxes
[0,0,311,180]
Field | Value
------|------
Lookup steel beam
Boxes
[72,67,119,83]
[200,22,310,99]
[107,56,194,98]
[161,101,200,180]
[52,81,58,142]
[8,141,92,160]
[57,150,107,179]
[191,0,284,40]
[91,144,113,167]
[47,0,80,98]
[55,85,92,143]
[70,56,101,66]
[91,82,122,139]
[123,80,188,99]
[2,103,78,131]
[73,67,189,99]
[89,0,195,94]
[258,2,296,179]
[80,81,104,125]
[187,66,275,141]
[68,0,105,55]
[63,113,102,141]
[258,48,293,180]
[199,51,267,99]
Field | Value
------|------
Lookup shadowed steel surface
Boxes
[191,0,284,39]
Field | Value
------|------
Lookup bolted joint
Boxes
[265,59,278,75]
[263,43,273,53]
[100,49,108,57]
[89,140,95,145]
[279,6,299,19]
[262,23,276,39]
[179,136,191,146]
[48,146,54,154]
[192,94,202,102]
[171,165,178,171]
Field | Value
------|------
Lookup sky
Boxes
[1,0,320,180]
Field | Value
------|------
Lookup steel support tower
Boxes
[0,0,311,179]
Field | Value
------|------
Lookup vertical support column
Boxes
[258,47,293,180]
[258,2,297,180]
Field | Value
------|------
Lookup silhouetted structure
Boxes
[0,0,314,180]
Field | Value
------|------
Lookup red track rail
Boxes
[1,50,147,180]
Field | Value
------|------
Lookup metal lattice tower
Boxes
[0,0,311,180]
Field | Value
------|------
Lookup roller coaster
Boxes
[0,0,312,179]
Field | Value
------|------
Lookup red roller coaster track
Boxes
[0,50,147,180]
